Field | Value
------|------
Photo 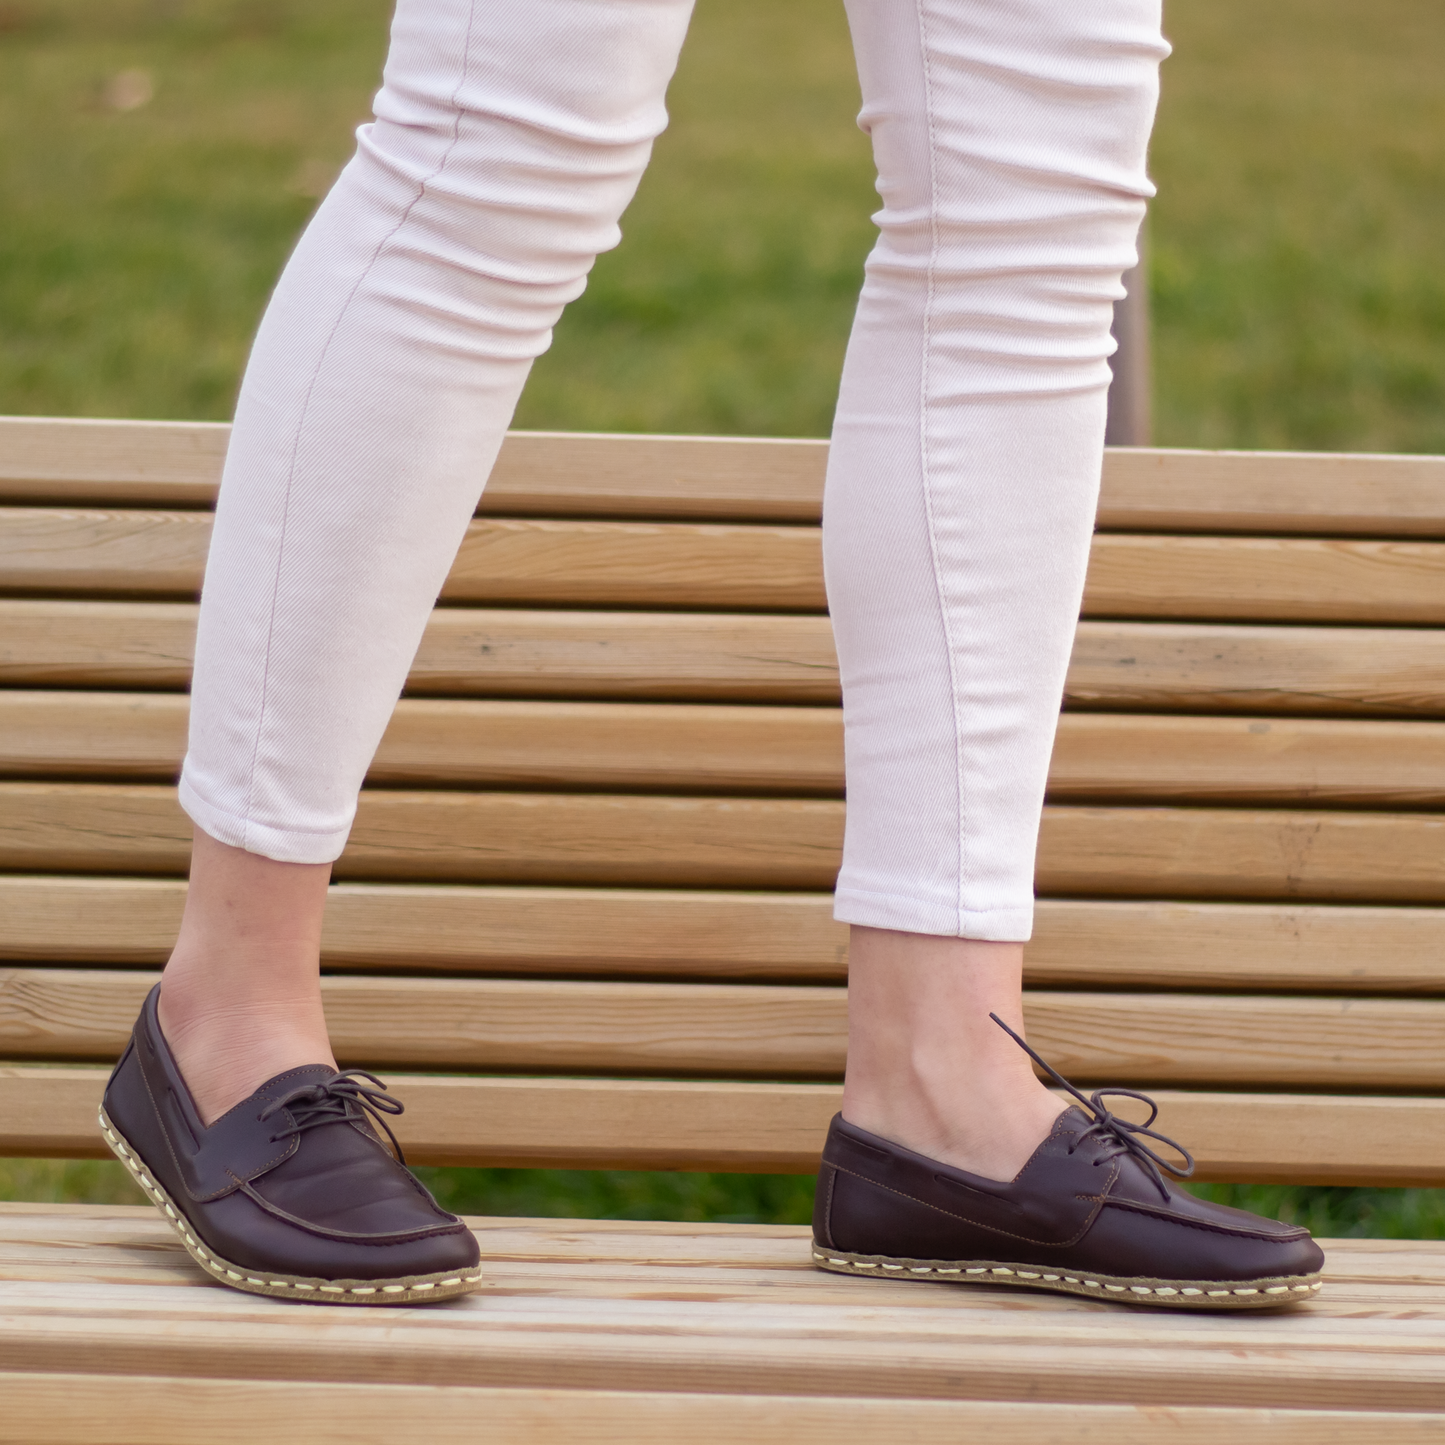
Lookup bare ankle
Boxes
[157,827,337,1124]
[840,925,1066,1181]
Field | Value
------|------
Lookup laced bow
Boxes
[259,1070,408,1165]
[989,1013,1193,1200]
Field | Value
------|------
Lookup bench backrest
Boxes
[3,417,1445,1186]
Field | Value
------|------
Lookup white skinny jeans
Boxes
[180,0,1168,942]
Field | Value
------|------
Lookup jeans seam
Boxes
[240,0,482,846]
[910,0,968,935]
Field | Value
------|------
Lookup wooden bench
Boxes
[1,416,1444,1439]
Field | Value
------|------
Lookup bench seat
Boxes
[3,1202,1445,1442]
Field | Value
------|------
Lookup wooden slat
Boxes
[1047,713,1445,807]
[0,509,828,612]
[1037,806,1445,903]
[483,431,830,521]
[7,417,1445,538]
[410,609,842,701]
[1084,534,1445,624]
[16,509,1445,628]
[1098,446,1445,538]
[5,877,1445,994]
[0,970,850,1078]
[3,1222,1445,1422]
[17,507,1445,627]
[0,507,211,595]
[0,876,851,979]
[7,968,1445,1090]
[0,600,197,690]
[6,877,1445,994]
[7,1065,1445,1183]
[0,692,846,793]
[14,783,1445,901]
[0,417,228,506]
[440,518,825,609]
[8,1377,1435,1445]
[0,691,189,780]
[0,1067,843,1171]
[16,694,1445,811]
[0,600,842,701]
[1027,900,1445,994]
[1066,621,1445,717]
[0,783,845,888]
[4,1230,1445,1424]
[13,601,1445,714]
[0,419,832,521]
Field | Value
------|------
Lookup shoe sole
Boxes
[99,1106,484,1306]
[812,1245,1322,1309]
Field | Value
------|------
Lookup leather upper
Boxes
[103,985,480,1280]
[814,1110,1324,1283]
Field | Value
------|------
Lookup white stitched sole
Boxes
[812,1245,1322,1310]
[99,1105,483,1306]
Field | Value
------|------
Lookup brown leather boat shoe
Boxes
[99,985,482,1305]
[812,1016,1325,1310]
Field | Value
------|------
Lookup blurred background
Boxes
[2,0,1443,1232]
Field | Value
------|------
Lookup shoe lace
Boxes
[989,1012,1193,1201]
[258,1070,407,1165]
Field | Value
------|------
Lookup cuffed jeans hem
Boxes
[832,884,1034,943]
[177,772,352,866]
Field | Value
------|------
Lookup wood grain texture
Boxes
[440,517,826,608]
[6,968,1445,1090]
[0,783,846,887]
[0,600,196,688]
[0,416,227,504]
[14,601,1445,714]
[7,417,1445,539]
[14,783,1445,901]
[1036,805,1445,903]
[0,601,845,700]
[15,695,1445,812]
[1084,533,1445,624]
[0,691,847,793]
[1097,446,1445,538]
[0,419,832,520]
[0,876,850,978]
[1047,713,1445,807]
[483,430,829,521]
[0,509,829,611]
[0,691,189,779]
[1066,620,1445,717]
[7,1065,1445,1182]
[6,1375,1434,1445]
[409,607,841,700]
[3,1221,1445,1422]
[2,1218,1443,1418]
[0,507,211,595]
[1026,899,1445,993]
[4,877,1445,993]
[17,506,1445,626]
[0,970,851,1078]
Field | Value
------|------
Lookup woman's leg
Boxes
[829,0,1169,1178]
[163,0,695,1123]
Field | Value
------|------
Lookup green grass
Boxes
[1150,0,1445,452]
[1,0,1444,1232]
